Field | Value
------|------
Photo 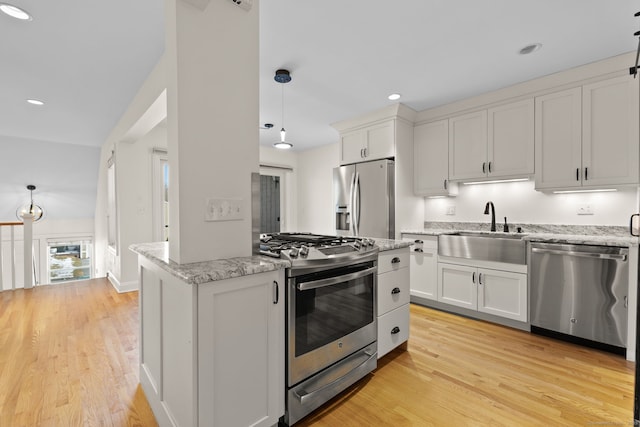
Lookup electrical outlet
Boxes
[205,198,243,221]
[577,205,594,215]
[446,206,456,215]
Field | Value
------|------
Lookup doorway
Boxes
[260,174,281,233]
[152,149,169,242]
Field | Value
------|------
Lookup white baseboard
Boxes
[107,272,138,293]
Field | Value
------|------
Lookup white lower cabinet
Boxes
[137,256,284,427]
[377,247,410,359]
[437,262,527,322]
[402,234,438,301]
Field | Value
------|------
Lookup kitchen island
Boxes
[131,237,411,427]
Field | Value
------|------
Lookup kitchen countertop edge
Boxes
[130,242,291,285]
[401,229,638,247]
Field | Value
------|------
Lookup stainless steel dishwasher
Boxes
[529,242,629,351]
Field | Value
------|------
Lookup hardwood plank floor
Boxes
[0,278,157,427]
[300,304,635,426]
[0,280,634,426]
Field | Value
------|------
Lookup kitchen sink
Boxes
[438,231,527,265]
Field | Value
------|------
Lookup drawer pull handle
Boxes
[414,248,423,253]
[391,287,401,295]
[414,239,423,244]
[472,272,476,284]
[391,326,400,335]
[391,257,401,264]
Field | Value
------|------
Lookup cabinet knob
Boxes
[391,326,401,335]
[391,257,401,264]
[391,287,401,295]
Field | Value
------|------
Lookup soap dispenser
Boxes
[503,217,509,233]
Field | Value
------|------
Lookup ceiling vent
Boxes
[230,0,252,11]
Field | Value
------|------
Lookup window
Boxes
[48,239,93,283]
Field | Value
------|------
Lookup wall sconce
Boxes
[16,184,44,222]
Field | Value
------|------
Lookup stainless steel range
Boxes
[261,233,379,426]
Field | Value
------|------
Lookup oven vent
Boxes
[229,0,252,11]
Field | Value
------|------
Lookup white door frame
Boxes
[152,148,169,242]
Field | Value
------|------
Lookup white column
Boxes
[21,214,34,289]
[165,0,259,264]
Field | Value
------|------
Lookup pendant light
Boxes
[16,184,44,222]
[273,69,293,149]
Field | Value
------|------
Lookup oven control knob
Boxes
[289,248,299,258]
[354,240,362,250]
[300,245,309,257]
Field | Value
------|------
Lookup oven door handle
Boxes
[293,348,376,405]
[296,266,377,291]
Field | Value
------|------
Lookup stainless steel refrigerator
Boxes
[333,159,394,239]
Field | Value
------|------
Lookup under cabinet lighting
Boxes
[0,3,31,20]
[552,189,617,194]
[427,196,447,199]
[463,178,529,185]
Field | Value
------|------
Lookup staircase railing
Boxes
[0,214,35,290]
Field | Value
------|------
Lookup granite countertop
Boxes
[130,242,291,285]
[371,238,412,251]
[401,223,637,248]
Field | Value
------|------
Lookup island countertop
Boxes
[130,242,291,285]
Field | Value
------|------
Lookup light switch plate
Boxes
[446,206,456,215]
[205,198,243,221]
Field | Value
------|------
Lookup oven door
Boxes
[288,261,377,386]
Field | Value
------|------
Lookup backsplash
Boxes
[423,221,630,237]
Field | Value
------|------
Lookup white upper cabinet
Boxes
[448,110,488,180]
[413,119,457,196]
[535,75,639,190]
[448,99,534,181]
[582,76,639,187]
[534,87,583,190]
[487,99,534,178]
[340,120,395,164]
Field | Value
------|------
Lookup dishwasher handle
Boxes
[531,247,627,262]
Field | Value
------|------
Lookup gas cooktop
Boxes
[259,232,378,267]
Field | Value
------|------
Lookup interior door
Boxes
[354,160,392,239]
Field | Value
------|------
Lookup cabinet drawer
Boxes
[378,249,410,274]
[377,267,410,315]
[377,304,410,359]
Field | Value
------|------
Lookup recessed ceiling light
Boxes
[388,93,401,101]
[27,99,44,106]
[0,3,32,20]
[519,43,542,55]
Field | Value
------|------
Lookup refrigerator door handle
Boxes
[354,171,361,236]
[349,171,357,235]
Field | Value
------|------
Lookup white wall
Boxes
[296,143,340,234]
[117,124,167,288]
[424,180,637,226]
[0,135,100,222]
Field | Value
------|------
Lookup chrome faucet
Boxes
[484,201,496,232]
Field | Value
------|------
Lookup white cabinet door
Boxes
[437,263,477,310]
[534,87,583,190]
[488,99,534,178]
[341,129,366,164]
[582,75,639,187]
[410,247,437,301]
[414,120,453,196]
[365,120,395,160]
[198,271,284,427]
[477,268,527,322]
[449,110,488,180]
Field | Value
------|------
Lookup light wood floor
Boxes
[0,279,635,426]
[0,278,157,427]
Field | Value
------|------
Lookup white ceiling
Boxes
[0,0,637,152]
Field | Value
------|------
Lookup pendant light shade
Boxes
[16,184,44,222]
[273,69,293,149]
